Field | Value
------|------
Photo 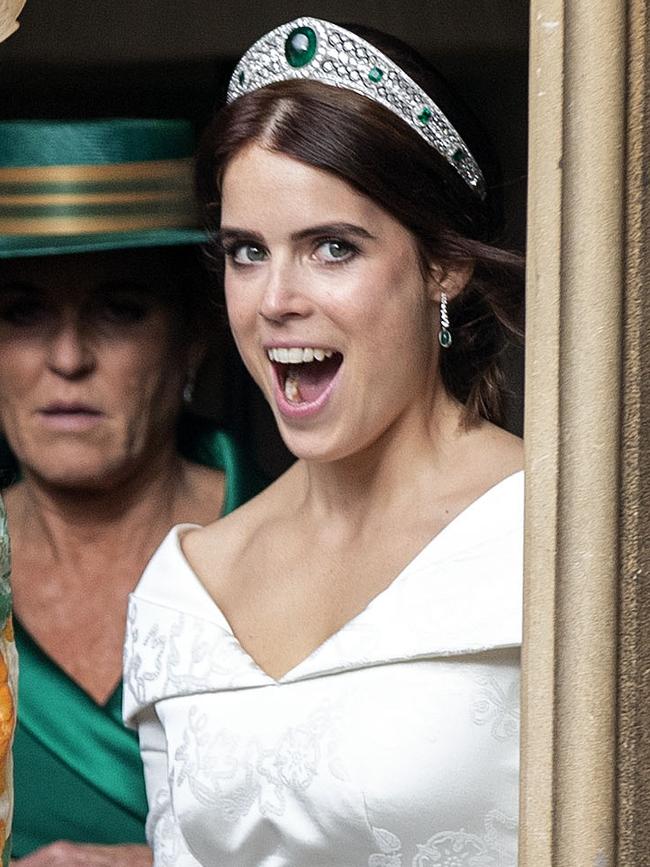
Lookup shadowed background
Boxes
[0,0,528,475]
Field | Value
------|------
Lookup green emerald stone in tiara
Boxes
[228,18,486,198]
[285,26,317,68]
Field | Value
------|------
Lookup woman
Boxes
[0,119,263,864]
[124,18,524,866]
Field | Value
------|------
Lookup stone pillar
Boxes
[520,0,638,863]
[617,0,650,863]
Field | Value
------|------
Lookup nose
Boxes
[258,260,312,323]
[46,315,95,379]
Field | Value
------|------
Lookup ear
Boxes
[426,260,474,304]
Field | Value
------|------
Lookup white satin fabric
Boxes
[124,471,523,867]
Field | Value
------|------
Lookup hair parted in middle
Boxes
[196,23,524,427]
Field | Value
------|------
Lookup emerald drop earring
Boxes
[438,292,452,348]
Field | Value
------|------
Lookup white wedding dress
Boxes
[123,471,523,867]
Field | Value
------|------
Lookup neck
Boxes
[296,388,467,531]
[7,444,188,564]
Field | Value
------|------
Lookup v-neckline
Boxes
[166,470,524,685]
[14,617,123,712]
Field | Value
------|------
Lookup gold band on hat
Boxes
[0,158,194,185]
[0,158,199,236]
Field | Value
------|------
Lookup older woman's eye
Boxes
[229,243,268,265]
[0,298,50,327]
[97,298,149,324]
[316,239,358,263]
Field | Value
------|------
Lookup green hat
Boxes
[0,119,207,258]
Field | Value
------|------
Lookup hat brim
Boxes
[0,227,209,259]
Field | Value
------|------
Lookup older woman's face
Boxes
[0,248,191,490]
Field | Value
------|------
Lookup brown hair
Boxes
[196,25,524,426]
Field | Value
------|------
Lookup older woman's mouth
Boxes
[38,403,104,432]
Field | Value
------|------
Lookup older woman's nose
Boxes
[46,317,95,378]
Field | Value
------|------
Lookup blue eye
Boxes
[230,244,268,265]
[317,240,358,263]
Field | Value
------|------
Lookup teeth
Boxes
[266,347,336,364]
[284,371,301,403]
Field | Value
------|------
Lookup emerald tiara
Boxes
[227,17,486,199]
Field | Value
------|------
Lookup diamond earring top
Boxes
[227,17,486,198]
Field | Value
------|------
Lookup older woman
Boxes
[0,119,263,864]
[124,18,524,867]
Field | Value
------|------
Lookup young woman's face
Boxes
[0,248,192,490]
[221,143,444,463]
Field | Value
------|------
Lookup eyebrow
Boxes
[217,222,377,245]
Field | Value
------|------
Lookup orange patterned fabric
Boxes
[0,499,17,864]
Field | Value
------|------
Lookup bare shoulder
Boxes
[478,421,524,475]
[453,420,523,499]
[181,464,297,581]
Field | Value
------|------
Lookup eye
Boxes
[0,297,51,327]
[315,239,359,264]
[94,292,151,324]
[101,299,149,323]
[228,243,268,265]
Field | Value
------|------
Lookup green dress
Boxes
[10,424,264,858]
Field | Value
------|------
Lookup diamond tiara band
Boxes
[227,17,486,198]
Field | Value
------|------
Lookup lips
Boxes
[37,402,104,432]
[266,346,344,418]
[40,402,101,415]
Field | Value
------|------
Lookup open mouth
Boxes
[267,346,344,406]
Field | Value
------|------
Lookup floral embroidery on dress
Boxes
[123,601,261,709]
[258,725,320,791]
[172,701,345,822]
[470,674,519,741]
[368,812,517,867]
[369,826,402,866]
[173,707,258,821]
[413,829,495,866]
[146,775,201,866]
[483,810,517,866]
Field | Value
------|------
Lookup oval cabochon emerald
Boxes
[285,26,318,68]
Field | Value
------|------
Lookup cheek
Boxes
[225,284,257,352]
[101,332,185,410]
[0,341,43,410]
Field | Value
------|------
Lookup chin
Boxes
[25,447,128,491]
[276,424,363,464]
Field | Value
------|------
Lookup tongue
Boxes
[288,356,340,403]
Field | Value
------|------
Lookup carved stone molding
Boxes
[617,1,650,863]
[521,0,633,863]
